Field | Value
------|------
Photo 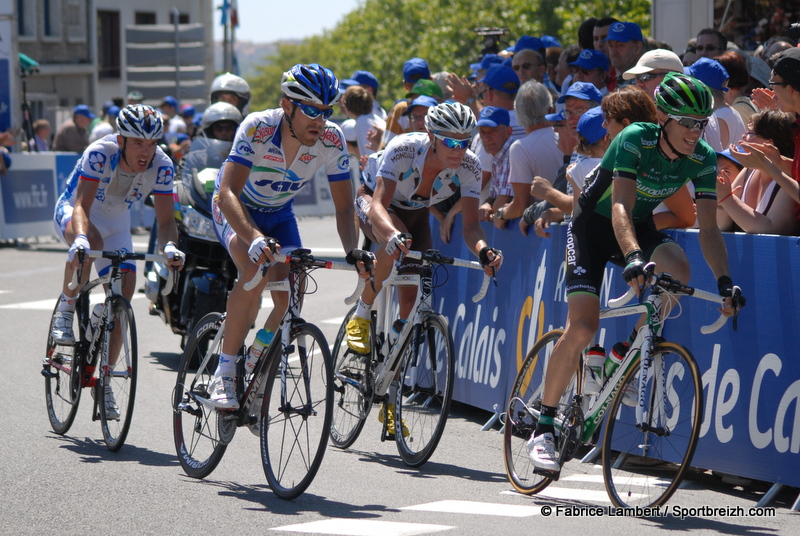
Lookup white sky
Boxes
[212,0,362,43]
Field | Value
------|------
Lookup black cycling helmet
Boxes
[655,72,714,117]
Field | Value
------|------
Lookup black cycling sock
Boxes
[535,404,557,437]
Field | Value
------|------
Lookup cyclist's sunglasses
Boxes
[433,132,470,150]
[667,114,709,130]
[291,100,334,120]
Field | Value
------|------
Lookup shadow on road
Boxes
[48,433,179,467]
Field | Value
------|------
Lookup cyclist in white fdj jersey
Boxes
[51,105,186,412]
[345,102,503,435]
[208,63,371,409]
[527,73,741,472]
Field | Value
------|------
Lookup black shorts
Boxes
[565,211,673,297]
[355,184,432,274]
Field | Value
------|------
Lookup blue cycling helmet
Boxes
[280,63,341,106]
[117,104,164,140]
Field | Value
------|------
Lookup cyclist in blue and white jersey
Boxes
[51,105,185,347]
[208,63,371,409]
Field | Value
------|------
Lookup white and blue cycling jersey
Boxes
[220,108,350,212]
[361,132,482,210]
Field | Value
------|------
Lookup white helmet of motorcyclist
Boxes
[201,102,243,141]
[209,72,251,113]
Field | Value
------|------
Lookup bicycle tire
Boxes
[503,329,571,495]
[394,313,454,467]
[99,298,138,451]
[330,306,372,449]
[173,312,229,478]
[602,341,702,508]
[44,299,81,435]
[261,322,333,500]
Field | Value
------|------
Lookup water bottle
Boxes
[583,346,605,395]
[88,303,103,340]
[603,341,628,379]
[388,318,406,348]
[245,329,273,374]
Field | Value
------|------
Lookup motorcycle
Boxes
[144,137,237,348]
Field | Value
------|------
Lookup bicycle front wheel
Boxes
[173,312,229,478]
[261,323,333,500]
[503,329,569,495]
[99,298,138,451]
[330,306,372,449]
[394,313,454,468]
[602,341,702,508]
[44,300,81,435]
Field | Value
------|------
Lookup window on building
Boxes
[43,0,62,39]
[97,10,121,79]
[135,12,157,25]
[169,12,190,24]
[17,0,37,39]
[67,0,87,42]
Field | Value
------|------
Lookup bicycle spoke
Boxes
[100,299,138,451]
[330,306,371,449]
[44,299,81,434]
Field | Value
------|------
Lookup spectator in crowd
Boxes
[126,90,145,105]
[403,95,438,134]
[569,49,611,95]
[694,28,727,62]
[564,106,609,206]
[509,36,559,93]
[717,110,799,235]
[28,119,52,152]
[497,80,562,227]
[89,105,120,143]
[342,70,387,120]
[715,51,760,125]
[341,85,385,158]
[593,17,619,54]
[53,104,95,152]
[383,57,433,146]
[180,104,197,138]
[476,107,514,229]
[470,54,504,82]
[686,58,745,151]
[553,44,581,98]
[381,77,442,149]
[578,17,598,50]
[160,96,187,141]
[622,48,684,99]
[758,36,796,67]
[682,42,698,67]
[605,21,646,88]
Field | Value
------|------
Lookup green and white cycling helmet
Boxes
[655,72,714,117]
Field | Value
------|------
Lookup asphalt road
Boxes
[1,217,798,535]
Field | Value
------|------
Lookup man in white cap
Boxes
[622,48,684,98]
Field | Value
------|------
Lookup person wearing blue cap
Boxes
[566,106,609,204]
[557,81,604,140]
[570,49,611,95]
[685,57,745,151]
[605,21,645,88]
[382,58,433,148]
[475,106,513,228]
[470,53,504,80]
[88,104,121,143]
[402,95,439,133]
[342,70,387,121]
[53,104,96,152]
[510,36,559,93]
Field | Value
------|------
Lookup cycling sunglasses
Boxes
[433,132,470,150]
[667,114,709,130]
[291,100,334,120]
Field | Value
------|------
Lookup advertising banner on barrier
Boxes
[431,217,800,487]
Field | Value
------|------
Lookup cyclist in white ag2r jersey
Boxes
[207,63,372,409]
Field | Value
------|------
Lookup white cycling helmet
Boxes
[116,104,164,140]
[201,102,243,137]
[210,72,251,112]
[424,102,476,135]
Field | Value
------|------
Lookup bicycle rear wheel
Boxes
[602,341,702,508]
[44,300,81,435]
[394,313,454,467]
[261,323,333,500]
[173,312,229,478]
[330,306,372,449]
[503,329,572,495]
[99,298,138,451]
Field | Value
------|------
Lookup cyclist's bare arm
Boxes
[368,176,410,257]
[68,179,100,245]
[216,161,268,245]
[695,197,734,316]
[152,193,182,269]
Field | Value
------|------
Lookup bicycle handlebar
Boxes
[68,249,175,295]
[403,249,491,303]
[243,249,364,305]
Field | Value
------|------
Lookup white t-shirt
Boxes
[355,112,386,157]
[508,127,563,186]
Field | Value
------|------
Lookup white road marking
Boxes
[1,293,145,310]
[402,500,539,517]
[272,519,452,535]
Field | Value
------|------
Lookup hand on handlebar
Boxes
[622,249,648,294]
[346,248,376,282]
[248,235,279,265]
[68,234,91,265]
[479,246,502,284]
[385,232,411,261]
[163,242,185,271]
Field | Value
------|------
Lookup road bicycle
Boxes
[330,249,491,467]
[503,264,744,508]
[172,248,362,500]
[43,249,173,451]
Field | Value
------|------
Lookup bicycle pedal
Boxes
[532,467,561,480]
[41,365,58,379]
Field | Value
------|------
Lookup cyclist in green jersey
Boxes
[528,73,740,471]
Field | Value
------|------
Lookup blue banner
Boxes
[431,217,800,487]
[1,168,57,223]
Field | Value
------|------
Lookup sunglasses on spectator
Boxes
[636,72,667,83]
[291,100,334,120]
[667,114,709,130]
[432,132,470,150]
[768,80,790,88]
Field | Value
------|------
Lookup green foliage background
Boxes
[247,0,651,112]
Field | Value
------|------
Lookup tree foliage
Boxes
[247,0,651,112]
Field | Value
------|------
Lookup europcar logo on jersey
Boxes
[249,121,276,144]
[236,140,255,156]
[320,127,343,150]
[622,141,641,158]
[298,153,316,164]
[87,151,107,173]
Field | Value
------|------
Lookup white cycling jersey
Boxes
[362,132,481,210]
[222,108,351,212]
